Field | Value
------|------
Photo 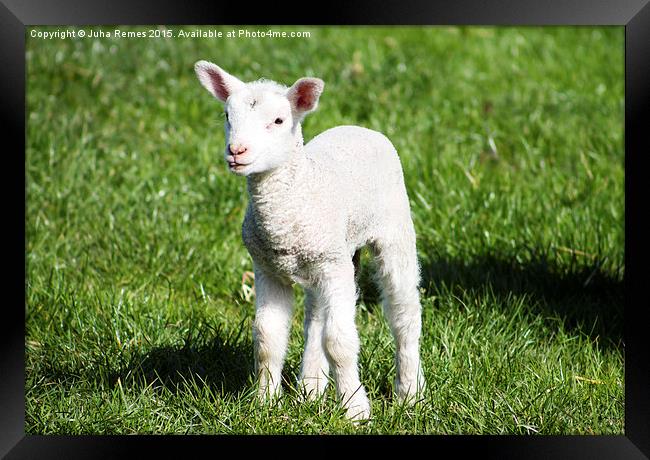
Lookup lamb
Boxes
[194,60,425,421]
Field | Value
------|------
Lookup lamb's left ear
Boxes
[287,77,325,119]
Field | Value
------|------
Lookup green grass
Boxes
[26,25,624,434]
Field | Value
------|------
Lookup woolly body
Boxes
[243,125,414,287]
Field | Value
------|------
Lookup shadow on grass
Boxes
[32,323,256,396]
[117,331,255,396]
[357,245,624,349]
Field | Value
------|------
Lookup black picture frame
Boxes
[3,0,649,458]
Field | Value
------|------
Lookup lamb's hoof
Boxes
[298,388,325,403]
[395,375,426,404]
[347,406,371,423]
[256,385,282,404]
[343,393,371,423]
[297,377,328,402]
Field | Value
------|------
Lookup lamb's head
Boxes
[194,61,324,176]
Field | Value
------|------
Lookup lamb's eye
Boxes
[274,118,283,125]
[225,112,229,122]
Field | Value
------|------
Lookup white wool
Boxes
[195,61,425,421]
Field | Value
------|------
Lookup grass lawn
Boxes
[25,25,624,434]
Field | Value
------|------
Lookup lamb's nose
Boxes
[229,144,248,155]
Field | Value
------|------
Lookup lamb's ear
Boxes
[194,60,246,102]
[287,77,325,119]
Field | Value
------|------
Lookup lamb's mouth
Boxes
[228,160,254,173]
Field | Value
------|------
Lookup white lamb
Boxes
[194,61,425,421]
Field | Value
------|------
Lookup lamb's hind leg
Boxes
[298,288,330,400]
[371,231,425,402]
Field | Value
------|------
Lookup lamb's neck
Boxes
[246,144,308,224]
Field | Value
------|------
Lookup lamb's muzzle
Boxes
[195,60,426,421]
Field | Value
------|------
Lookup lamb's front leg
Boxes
[318,263,371,421]
[252,267,294,400]
[298,289,330,400]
